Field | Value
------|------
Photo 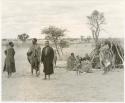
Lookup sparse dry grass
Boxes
[1,41,124,102]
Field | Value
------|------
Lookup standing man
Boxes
[27,38,41,76]
[41,41,54,80]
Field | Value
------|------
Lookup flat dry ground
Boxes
[2,43,124,102]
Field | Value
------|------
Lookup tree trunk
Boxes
[54,41,60,57]
[92,30,96,43]
[95,21,99,44]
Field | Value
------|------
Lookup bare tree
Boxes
[87,10,105,44]
[42,25,66,56]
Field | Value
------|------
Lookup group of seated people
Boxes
[67,53,92,74]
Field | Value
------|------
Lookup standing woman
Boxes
[3,42,16,78]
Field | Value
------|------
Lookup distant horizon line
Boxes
[2,37,124,40]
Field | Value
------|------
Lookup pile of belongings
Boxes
[73,55,93,73]
[81,60,93,73]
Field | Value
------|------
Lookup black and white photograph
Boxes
[1,0,124,102]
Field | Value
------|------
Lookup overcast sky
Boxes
[2,0,124,39]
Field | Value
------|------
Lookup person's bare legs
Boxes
[7,72,10,78]
[8,72,12,78]
[44,74,47,80]
[10,73,12,77]
[31,67,33,75]
[36,69,37,76]
[76,70,78,76]
[36,68,40,77]
[48,75,50,80]
[79,71,80,75]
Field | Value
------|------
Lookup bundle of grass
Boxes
[109,39,124,68]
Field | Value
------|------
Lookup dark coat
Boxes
[41,46,54,75]
[3,47,16,73]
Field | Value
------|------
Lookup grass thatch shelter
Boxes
[89,38,124,69]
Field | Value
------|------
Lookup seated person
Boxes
[81,54,93,73]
